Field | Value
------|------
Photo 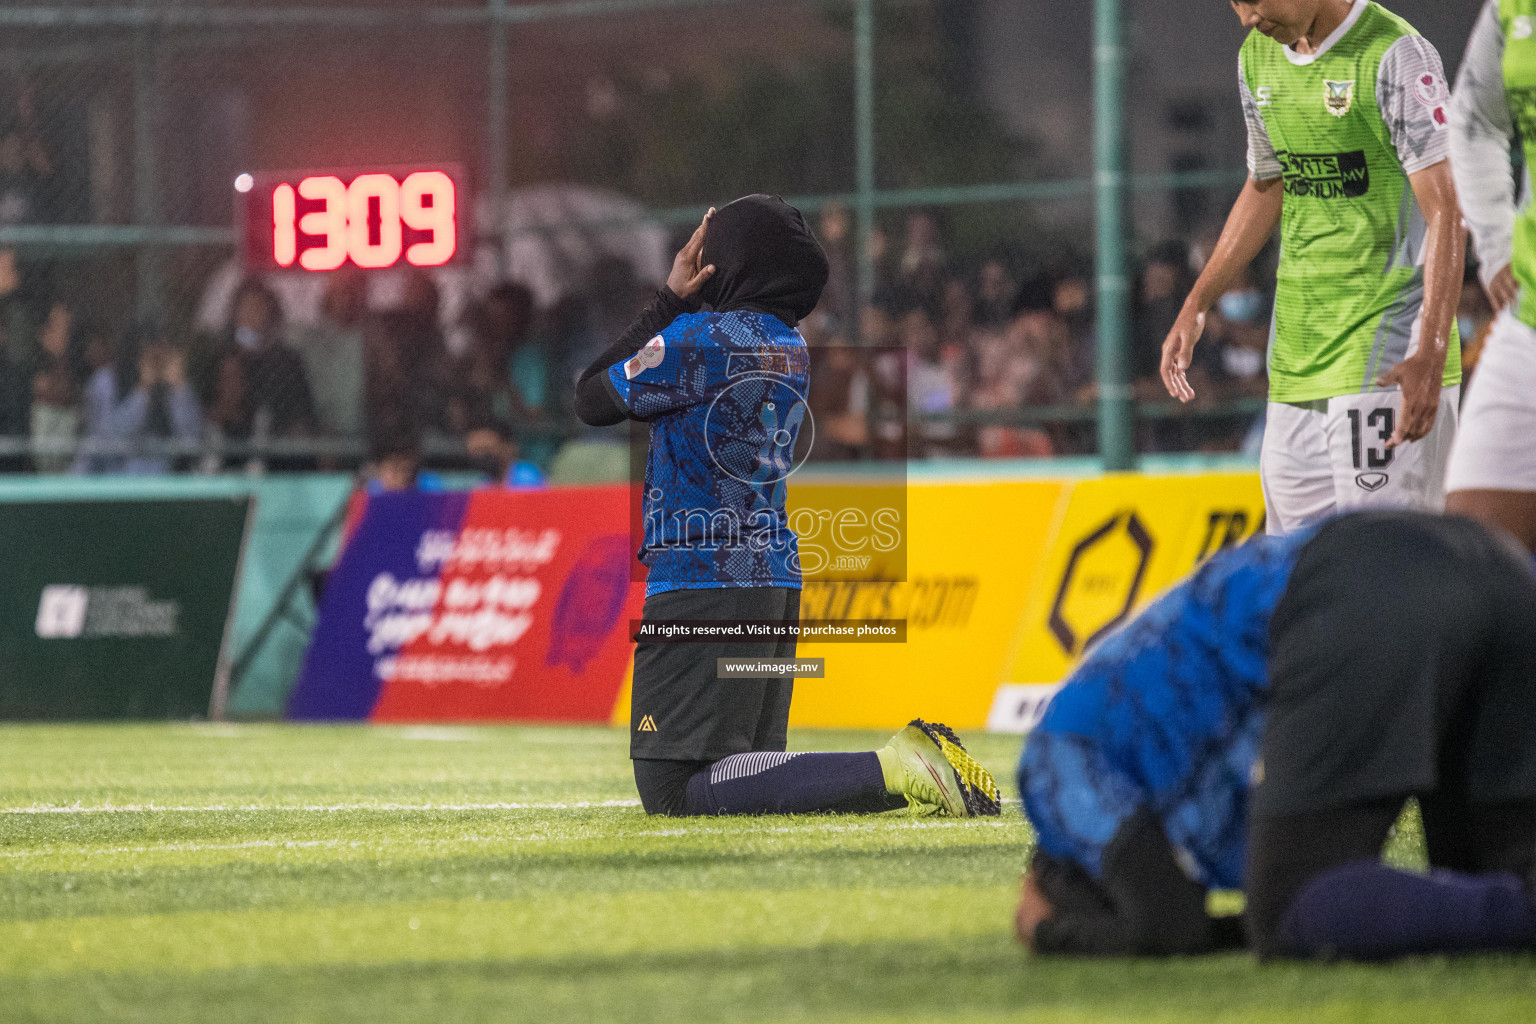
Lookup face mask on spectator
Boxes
[1458,316,1477,342]
[235,326,262,350]
[1217,289,1264,324]
[1222,345,1265,380]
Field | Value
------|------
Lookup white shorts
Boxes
[1261,386,1460,536]
[1446,311,1536,494]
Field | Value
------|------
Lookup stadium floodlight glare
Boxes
[233,173,254,193]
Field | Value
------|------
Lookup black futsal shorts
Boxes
[628,586,800,762]
[1255,511,1536,819]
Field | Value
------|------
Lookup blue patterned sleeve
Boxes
[1019,731,1145,881]
[606,316,722,420]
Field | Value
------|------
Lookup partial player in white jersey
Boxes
[1446,0,1536,551]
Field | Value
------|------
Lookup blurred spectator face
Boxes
[375,452,420,491]
[139,336,182,388]
[1054,278,1091,321]
[977,260,1017,323]
[483,284,535,348]
[400,272,441,321]
[0,248,18,296]
[1216,286,1265,325]
[867,225,888,266]
[39,302,71,359]
[1142,262,1182,304]
[321,272,367,328]
[32,364,71,407]
[904,211,940,253]
[859,304,894,347]
[465,427,517,483]
[1458,278,1493,342]
[819,203,850,247]
[83,328,112,372]
[234,285,280,347]
[900,309,941,361]
[799,310,834,347]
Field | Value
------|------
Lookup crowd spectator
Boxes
[816,202,857,336]
[906,307,967,457]
[29,300,84,472]
[0,248,37,377]
[204,279,318,454]
[974,257,1018,329]
[444,283,540,436]
[363,271,446,460]
[1132,240,1196,399]
[294,271,366,439]
[970,275,1061,459]
[74,322,201,475]
[0,83,53,225]
[1458,264,1497,381]
[894,209,945,314]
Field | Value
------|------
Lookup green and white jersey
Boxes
[1450,0,1536,329]
[1240,0,1460,403]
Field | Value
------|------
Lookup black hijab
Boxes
[698,194,829,328]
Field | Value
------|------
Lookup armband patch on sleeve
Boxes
[625,335,666,380]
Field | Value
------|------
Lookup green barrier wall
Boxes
[0,474,354,718]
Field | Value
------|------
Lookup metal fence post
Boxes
[487,1,509,210]
[133,28,164,322]
[1094,0,1135,472]
[853,0,875,345]
[486,0,510,279]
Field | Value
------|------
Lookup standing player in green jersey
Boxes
[1445,0,1536,552]
[1162,0,1464,535]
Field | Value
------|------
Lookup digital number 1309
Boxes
[272,171,456,271]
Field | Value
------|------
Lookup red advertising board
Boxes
[290,485,644,723]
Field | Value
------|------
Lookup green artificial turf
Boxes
[0,723,1531,1023]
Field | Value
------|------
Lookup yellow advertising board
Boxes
[788,479,1066,730]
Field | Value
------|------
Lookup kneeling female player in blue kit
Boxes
[575,195,999,818]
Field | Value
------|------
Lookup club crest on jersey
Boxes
[625,335,666,379]
[1414,72,1448,108]
[1324,79,1355,117]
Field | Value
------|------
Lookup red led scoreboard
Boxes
[239,165,464,271]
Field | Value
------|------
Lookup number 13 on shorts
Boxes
[1261,388,1460,535]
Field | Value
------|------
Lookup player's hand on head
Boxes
[1160,308,1205,404]
[1377,354,1442,447]
[667,207,716,301]
[1486,264,1519,313]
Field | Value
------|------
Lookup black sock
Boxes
[1282,860,1536,959]
[682,751,900,815]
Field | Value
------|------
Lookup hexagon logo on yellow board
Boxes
[1047,511,1153,656]
[1004,473,1264,688]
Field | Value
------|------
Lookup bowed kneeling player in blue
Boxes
[1016,511,1536,960]
[575,195,999,819]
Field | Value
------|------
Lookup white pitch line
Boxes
[0,799,643,815]
[0,838,366,860]
[3,817,1022,859]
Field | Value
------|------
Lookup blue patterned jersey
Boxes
[606,310,810,596]
[1018,528,1317,890]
